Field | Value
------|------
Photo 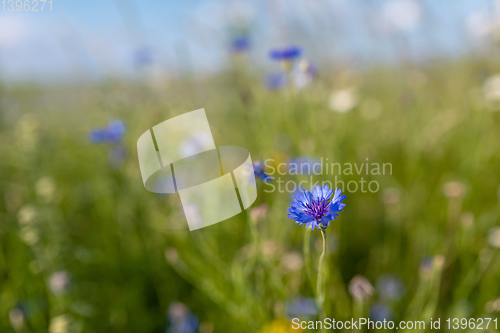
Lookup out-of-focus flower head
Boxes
[280,252,304,273]
[488,227,500,248]
[260,319,303,333]
[287,185,346,230]
[329,88,358,113]
[286,296,318,318]
[17,205,37,226]
[419,256,434,276]
[291,60,316,90]
[134,45,154,67]
[49,315,70,333]
[288,156,320,175]
[382,188,400,205]
[292,70,312,90]
[19,227,39,246]
[483,74,500,110]
[10,300,41,329]
[230,37,250,54]
[376,274,405,302]
[35,176,57,203]
[17,205,39,246]
[9,306,24,330]
[349,275,374,302]
[253,161,273,182]
[443,181,466,199]
[49,271,71,295]
[265,59,316,91]
[89,119,126,144]
[485,298,500,313]
[299,59,317,76]
[250,203,268,224]
[419,255,445,279]
[166,302,199,333]
[89,120,127,168]
[264,72,288,90]
[370,303,393,322]
[165,247,179,263]
[269,46,302,62]
[460,211,474,228]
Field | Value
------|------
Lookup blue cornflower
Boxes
[231,37,250,53]
[286,296,318,318]
[289,156,320,175]
[269,46,302,61]
[264,72,288,90]
[166,302,199,333]
[89,119,126,144]
[420,256,434,271]
[370,303,393,322]
[253,161,273,182]
[89,119,127,168]
[376,274,405,302]
[287,185,345,230]
[134,46,154,66]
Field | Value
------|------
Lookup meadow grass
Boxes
[0,58,499,332]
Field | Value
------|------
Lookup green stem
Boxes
[303,228,314,290]
[316,227,327,312]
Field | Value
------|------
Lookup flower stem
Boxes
[303,228,314,290]
[316,227,327,312]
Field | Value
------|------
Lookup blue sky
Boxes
[0,0,494,83]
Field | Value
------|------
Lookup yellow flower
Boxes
[260,319,302,333]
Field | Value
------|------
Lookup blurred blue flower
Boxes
[286,296,318,318]
[305,62,318,76]
[289,156,320,175]
[253,161,273,182]
[264,72,288,90]
[287,185,346,230]
[269,46,302,61]
[89,119,126,144]
[89,119,127,168]
[231,37,250,53]
[376,274,406,301]
[370,303,393,322]
[166,302,199,333]
[420,256,434,274]
[134,46,154,67]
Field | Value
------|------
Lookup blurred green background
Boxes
[1,0,500,332]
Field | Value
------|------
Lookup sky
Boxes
[0,0,495,83]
